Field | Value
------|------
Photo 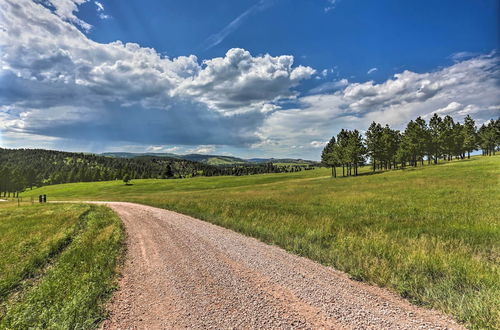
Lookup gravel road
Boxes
[98,202,462,329]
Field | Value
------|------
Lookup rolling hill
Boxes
[0,148,318,195]
[102,152,319,166]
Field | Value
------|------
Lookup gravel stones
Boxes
[99,202,462,330]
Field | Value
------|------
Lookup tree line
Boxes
[0,149,314,196]
[322,114,499,177]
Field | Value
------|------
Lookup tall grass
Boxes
[0,204,88,301]
[0,204,124,329]
[22,155,500,328]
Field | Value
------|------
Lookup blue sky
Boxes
[0,0,498,159]
[82,0,498,84]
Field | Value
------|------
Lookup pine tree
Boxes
[380,125,400,169]
[415,117,430,165]
[442,115,455,161]
[452,122,465,159]
[321,136,339,177]
[462,115,477,158]
[336,129,350,176]
[346,130,366,176]
[478,120,498,156]
[365,122,383,171]
[429,114,443,164]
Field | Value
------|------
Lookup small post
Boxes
[39,195,43,203]
[43,195,47,203]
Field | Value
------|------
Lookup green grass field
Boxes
[0,203,124,329]
[21,155,500,329]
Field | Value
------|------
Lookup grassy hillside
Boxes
[205,156,247,165]
[0,203,123,329]
[20,165,328,200]
[21,156,500,328]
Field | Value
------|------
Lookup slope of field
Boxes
[22,156,500,328]
[0,203,124,328]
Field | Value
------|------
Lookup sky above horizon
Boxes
[0,0,499,160]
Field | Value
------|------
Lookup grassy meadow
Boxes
[21,155,500,329]
[0,203,124,329]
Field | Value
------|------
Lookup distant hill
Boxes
[179,154,248,165]
[0,148,318,194]
[247,158,319,165]
[101,152,179,158]
[101,152,318,166]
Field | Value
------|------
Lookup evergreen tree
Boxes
[415,117,430,165]
[452,122,465,159]
[429,114,443,164]
[346,129,366,176]
[442,115,455,161]
[380,125,400,169]
[123,174,131,185]
[462,115,477,158]
[321,136,339,177]
[365,122,383,171]
[478,119,499,156]
[398,120,419,166]
[336,129,350,176]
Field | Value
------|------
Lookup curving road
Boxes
[97,202,462,329]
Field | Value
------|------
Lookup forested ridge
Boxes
[322,114,500,177]
[0,149,314,196]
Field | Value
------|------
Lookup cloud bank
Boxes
[0,0,313,149]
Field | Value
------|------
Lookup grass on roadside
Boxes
[0,204,88,301]
[22,155,500,329]
[0,203,124,329]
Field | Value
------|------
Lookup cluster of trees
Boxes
[321,129,366,177]
[0,149,315,196]
[322,115,499,177]
[203,163,315,176]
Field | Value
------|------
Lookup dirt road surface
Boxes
[97,202,462,329]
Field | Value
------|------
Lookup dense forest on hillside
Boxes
[322,114,500,177]
[101,152,318,166]
[0,149,314,196]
